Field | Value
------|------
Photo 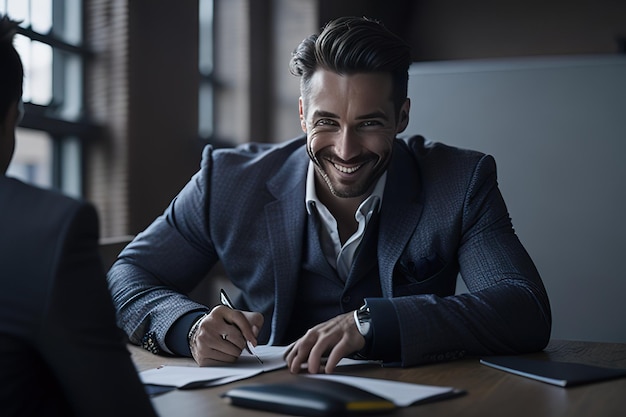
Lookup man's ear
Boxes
[396,98,411,133]
[298,97,307,133]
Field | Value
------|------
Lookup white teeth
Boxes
[333,163,360,174]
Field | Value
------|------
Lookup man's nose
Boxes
[334,128,361,161]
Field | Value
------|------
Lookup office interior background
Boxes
[5,0,626,343]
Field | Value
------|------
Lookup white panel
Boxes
[405,55,626,342]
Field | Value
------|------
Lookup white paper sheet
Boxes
[306,374,461,407]
[140,345,371,389]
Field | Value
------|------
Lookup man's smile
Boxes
[331,161,363,174]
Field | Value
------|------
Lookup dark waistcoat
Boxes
[283,212,382,344]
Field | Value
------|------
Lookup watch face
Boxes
[356,305,371,336]
[358,319,371,336]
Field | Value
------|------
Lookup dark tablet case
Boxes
[480,356,626,387]
[222,377,396,416]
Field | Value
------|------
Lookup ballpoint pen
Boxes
[220,288,263,364]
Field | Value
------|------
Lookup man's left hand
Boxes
[284,311,365,374]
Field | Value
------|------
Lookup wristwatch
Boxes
[354,302,372,337]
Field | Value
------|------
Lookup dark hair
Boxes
[0,15,24,121]
[289,16,411,117]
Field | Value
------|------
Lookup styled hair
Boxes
[0,15,24,122]
[289,16,411,117]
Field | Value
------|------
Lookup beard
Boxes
[308,145,390,199]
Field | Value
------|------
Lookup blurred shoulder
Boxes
[0,176,95,225]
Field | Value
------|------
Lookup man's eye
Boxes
[361,120,382,127]
[315,119,336,126]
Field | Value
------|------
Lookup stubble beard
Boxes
[308,148,386,199]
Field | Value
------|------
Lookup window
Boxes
[2,0,91,198]
[198,0,214,141]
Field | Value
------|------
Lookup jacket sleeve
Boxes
[41,202,157,417]
[387,154,552,366]
[107,145,218,354]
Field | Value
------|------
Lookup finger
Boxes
[323,340,352,374]
[196,330,242,356]
[194,347,240,366]
[305,332,339,374]
[286,341,309,374]
[197,311,244,350]
[283,342,296,360]
[192,315,246,360]
[205,305,255,350]
[305,340,326,374]
[243,311,265,340]
[221,324,250,351]
[224,309,260,346]
[287,331,321,373]
[191,336,240,366]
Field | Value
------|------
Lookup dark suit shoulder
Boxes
[399,135,486,161]
[0,176,89,217]
[208,135,306,165]
[0,176,98,282]
[394,136,498,209]
[200,136,308,192]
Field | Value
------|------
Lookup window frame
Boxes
[11,4,98,196]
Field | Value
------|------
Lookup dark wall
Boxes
[123,0,626,235]
[319,0,418,54]
[127,2,204,233]
[320,0,626,61]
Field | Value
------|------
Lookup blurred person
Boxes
[0,14,157,416]
[108,16,551,374]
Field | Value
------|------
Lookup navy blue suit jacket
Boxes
[108,135,551,366]
[0,176,156,416]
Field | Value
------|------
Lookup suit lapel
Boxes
[378,141,424,297]
[264,144,308,344]
[262,139,423,341]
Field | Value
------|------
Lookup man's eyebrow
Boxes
[311,110,389,120]
[356,111,389,121]
[311,110,339,119]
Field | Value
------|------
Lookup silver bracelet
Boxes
[187,313,209,346]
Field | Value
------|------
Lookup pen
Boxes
[220,288,263,364]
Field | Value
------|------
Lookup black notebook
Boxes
[222,377,396,416]
[480,356,626,387]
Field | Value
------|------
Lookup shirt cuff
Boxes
[365,298,401,363]
[165,310,208,356]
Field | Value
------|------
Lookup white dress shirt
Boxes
[305,161,386,280]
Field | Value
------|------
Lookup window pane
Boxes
[59,137,82,198]
[6,128,53,189]
[198,82,214,138]
[7,0,28,26]
[14,36,53,105]
[30,40,53,105]
[59,50,82,119]
[60,0,82,44]
[199,0,214,75]
[13,35,31,102]
[31,0,52,34]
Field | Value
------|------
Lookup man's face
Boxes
[300,70,409,200]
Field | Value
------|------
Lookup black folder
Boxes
[222,376,396,416]
[480,356,626,387]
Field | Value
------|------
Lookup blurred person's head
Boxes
[0,14,24,174]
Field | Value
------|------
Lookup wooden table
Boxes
[131,340,626,417]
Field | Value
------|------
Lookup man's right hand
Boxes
[189,305,264,366]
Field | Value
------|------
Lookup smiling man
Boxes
[108,16,551,374]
